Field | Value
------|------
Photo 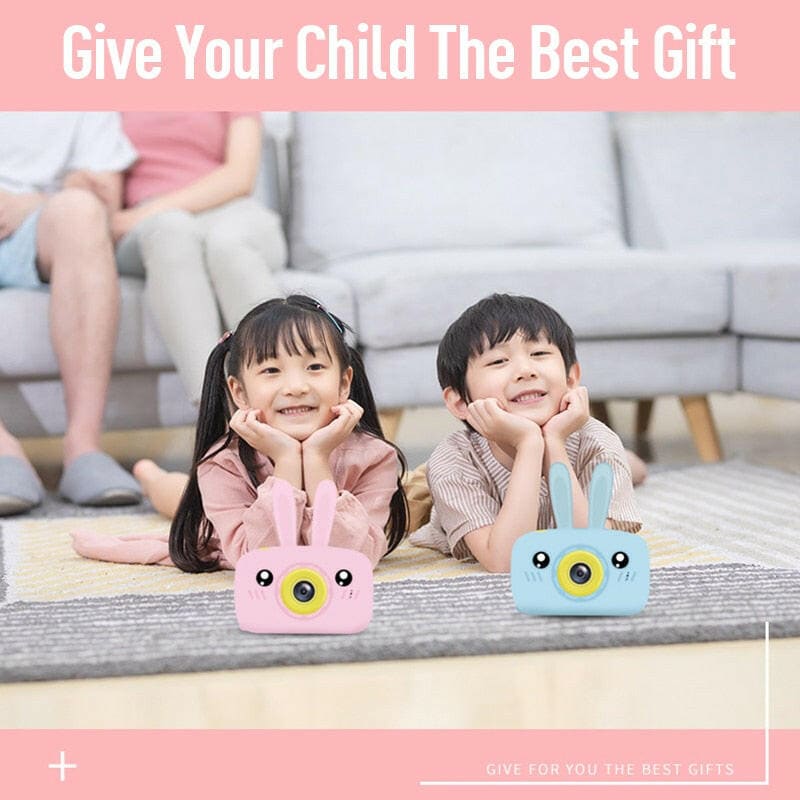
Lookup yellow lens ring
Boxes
[556,549,605,598]
[280,567,329,616]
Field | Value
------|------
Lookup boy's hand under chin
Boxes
[466,397,543,456]
[229,408,301,461]
[541,386,590,444]
[302,399,364,459]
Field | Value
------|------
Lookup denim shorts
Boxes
[0,209,44,290]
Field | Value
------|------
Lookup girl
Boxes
[71,296,408,571]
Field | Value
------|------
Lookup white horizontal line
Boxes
[420,780,768,787]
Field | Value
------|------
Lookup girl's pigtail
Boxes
[347,346,381,438]
[169,337,234,572]
[346,345,409,554]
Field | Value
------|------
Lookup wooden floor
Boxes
[1,637,797,729]
[3,393,799,729]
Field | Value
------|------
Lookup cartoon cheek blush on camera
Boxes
[511,462,649,616]
[234,479,373,634]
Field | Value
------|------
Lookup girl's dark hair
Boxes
[436,293,578,402]
[169,295,408,573]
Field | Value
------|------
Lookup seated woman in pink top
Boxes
[115,112,287,405]
[72,296,408,571]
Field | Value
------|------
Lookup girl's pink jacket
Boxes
[71,432,400,569]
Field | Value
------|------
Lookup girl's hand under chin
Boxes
[302,400,363,458]
[229,408,301,461]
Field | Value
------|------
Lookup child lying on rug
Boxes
[72,295,407,571]
[408,293,642,572]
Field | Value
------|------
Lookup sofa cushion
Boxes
[673,239,800,338]
[741,339,800,401]
[734,265,800,338]
[0,272,355,379]
[617,113,800,249]
[326,247,730,350]
[0,279,173,378]
[289,112,625,270]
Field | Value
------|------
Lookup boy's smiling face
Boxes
[446,331,580,428]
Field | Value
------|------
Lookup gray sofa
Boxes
[616,113,800,405]
[1,112,797,459]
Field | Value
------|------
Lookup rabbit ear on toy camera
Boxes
[549,462,573,529]
[587,462,613,529]
[548,461,613,530]
[310,479,337,547]
[272,478,299,547]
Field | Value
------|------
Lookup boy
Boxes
[410,293,642,572]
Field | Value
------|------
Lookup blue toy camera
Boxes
[511,462,649,616]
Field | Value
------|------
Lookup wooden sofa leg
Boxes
[633,398,655,462]
[379,408,404,441]
[590,401,611,428]
[635,399,654,438]
[679,395,723,462]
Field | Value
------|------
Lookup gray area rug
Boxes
[2,563,798,682]
[2,460,800,682]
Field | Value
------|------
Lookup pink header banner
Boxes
[0,0,798,109]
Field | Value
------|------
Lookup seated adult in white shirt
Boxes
[0,111,142,514]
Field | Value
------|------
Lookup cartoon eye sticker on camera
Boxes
[234,478,373,634]
[510,462,650,616]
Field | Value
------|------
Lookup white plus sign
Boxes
[48,751,78,782]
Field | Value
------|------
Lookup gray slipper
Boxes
[58,452,142,507]
[0,456,45,516]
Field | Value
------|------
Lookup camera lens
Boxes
[293,580,316,603]
[569,562,592,584]
[557,550,604,597]
[281,568,327,615]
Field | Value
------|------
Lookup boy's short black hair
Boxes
[436,293,578,400]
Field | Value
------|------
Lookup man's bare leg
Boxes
[35,189,118,464]
[35,189,140,504]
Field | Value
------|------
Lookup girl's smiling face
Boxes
[227,329,353,442]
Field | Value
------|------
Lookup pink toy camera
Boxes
[234,478,373,634]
